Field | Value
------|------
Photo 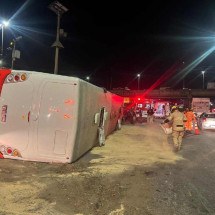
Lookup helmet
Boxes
[178,105,184,112]
[171,105,178,111]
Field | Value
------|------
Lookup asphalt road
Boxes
[0,120,215,215]
[151,125,215,215]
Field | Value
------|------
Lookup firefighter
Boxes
[164,106,187,151]
[184,108,196,133]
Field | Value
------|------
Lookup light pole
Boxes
[48,1,68,75]
[137,73,140,90]
[0,20,9,60]
[11,36,22,69]
[202,71,205,89]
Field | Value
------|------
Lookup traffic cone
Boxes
[194,121,200,135]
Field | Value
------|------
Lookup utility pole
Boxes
[48,1,68,75]
[1,24,3,59]
[11,36,22,69]
[137,73,140,90]
[202,71,205,89]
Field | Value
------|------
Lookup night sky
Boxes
[1,0,215,90]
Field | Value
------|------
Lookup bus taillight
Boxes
[5,73,28,83]
[21,73,27,81]
[14,75,20,82]
[7,74,14,82]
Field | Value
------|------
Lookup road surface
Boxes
[0,119,215,215]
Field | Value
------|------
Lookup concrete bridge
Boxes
[111,88,215,108]
[111,88,215,99]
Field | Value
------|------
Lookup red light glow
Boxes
[142,63,180,97]
[0,69,11,96]
[64,114,72,119]
[64,99,74,105]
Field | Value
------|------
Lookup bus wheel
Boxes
[98,127,105,146]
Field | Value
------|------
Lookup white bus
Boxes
[0,69,123,163]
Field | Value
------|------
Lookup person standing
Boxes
[147,107,154,123]
[184,108,196,133]
[164,106,187,151]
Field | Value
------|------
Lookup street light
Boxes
[137,73,140,90]
[86,76,90,82]
[0,20,9,60]
[202,71,205,89]
[48,1,69,75]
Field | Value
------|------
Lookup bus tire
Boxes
[98,127,105,147]
[116,119,122,130]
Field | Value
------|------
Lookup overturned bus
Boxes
[0,69,123,163]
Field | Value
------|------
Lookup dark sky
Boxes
[1,0,215,89]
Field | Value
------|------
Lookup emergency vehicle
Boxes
[0,69,123,163]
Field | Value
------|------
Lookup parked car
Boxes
[197,113,215,130]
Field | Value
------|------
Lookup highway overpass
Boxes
[111,88,215,108]
[111,88,215,99]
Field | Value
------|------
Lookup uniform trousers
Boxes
[172,130,184,149]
